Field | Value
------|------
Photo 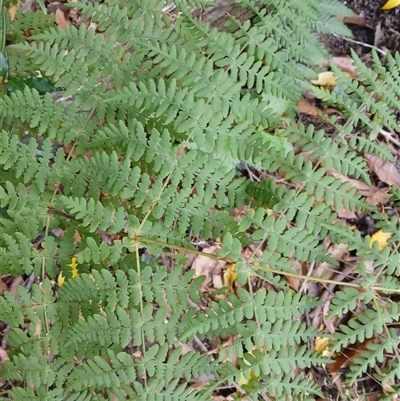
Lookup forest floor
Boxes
[0,1,399,401]
[327,0,400,57]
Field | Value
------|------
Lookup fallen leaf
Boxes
[58,257,80,287]
[311,71,338,87]
[335,206,356,219]
[0,346,9,386]
[74,230,82,242]
[315,337,331,354]
[338,15,372,28]
[331,57,358,77]
[57,273,65,287]
[320,56,358,77]
[364,186,391,205]
[327,169,391,213]
[326,170,388,218]
[0,279,7,295]
[191,246,227,290]
[55,8,69,31]
[313,243,348,279]
[381,0,400,10]
[298,99,319,116]
[322,301,337,334]
[370,229,392,250]
[237,347,264,389]
[212,273,223,290]
[322,108,342,116]
[374,21,386,48]
[329,338,374,373]
[287,260,302,291]
[34,319,42,337]
[0,347,9,363]
[6,5,19,21]
[364,153,400,187]
[181,343,196,356]
[8,276,25,299]
[217,336,237,364]
[223,263,237,292]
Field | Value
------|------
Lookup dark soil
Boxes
[324,0,400,57]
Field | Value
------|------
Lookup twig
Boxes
[299,261,316,293]
[25,273,36,292]
[193,335,209,353]
[379,128,400,149]
[387,27,400,37]
[332,33,388,57]
[245,163,260,182]
[309,263,357,327]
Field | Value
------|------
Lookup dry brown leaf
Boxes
[219,336,237,364]
[338,15,372,28]
[331,56,358,77]
[335,206,356,219]
[8,275,25,299]
[0,348,9,364]
[327,170,370,217]
[320,56,358,77]
[74,229,82,243]
[327,170,391,218]
[21,0,36,13]
[191,246,227,290]
[0,278,7,295]
[34,319,42,337]
[287,260,302,291]
[180,343,195,355]
[322,108,342,116]
[55,8,69,31]
[0,347,9,385]
[364,153,400,187]
[313,243,348,279]
[212,274,223,290]
[322,301,337,334]
[298,99,319,116]
[328,338,374,373]
[364,186,391,205]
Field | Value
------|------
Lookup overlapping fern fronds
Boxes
[0,0,399,400]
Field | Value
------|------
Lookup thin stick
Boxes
[380,128,400,149]
[332,33,388,57]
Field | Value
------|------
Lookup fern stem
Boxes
[135,236,400,294]
[134,240,147,389]
[135,236,224,260]
[0,0,8,130]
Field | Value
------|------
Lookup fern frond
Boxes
[65,347,216,400]
[331,303,400,352]
[180,288,320,341]
[316,0,354,36]
[347,334,399,384]
[1,0,399,398]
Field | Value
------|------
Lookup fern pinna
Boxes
[0,0,399,400]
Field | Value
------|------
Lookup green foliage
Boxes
[0,0,399,400]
